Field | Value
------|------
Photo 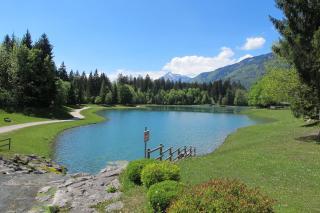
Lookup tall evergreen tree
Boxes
[57,62,69,81]
[68,83,77,105]
[22,30,32,49]
[270,0,320,120]
[3,35,13,51]
[34,34,53,60]
[32,33,57,106]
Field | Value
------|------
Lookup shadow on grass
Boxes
[18,106,73,119]
[301,120,320,127]
[296,134,320,144]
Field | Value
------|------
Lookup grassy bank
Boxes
[0,106,107,158]
[179,109,320,212]
[0,106,76,127]
[0,109,48,127]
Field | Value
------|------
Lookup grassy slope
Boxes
[0,106,106,158]
[178,109,320,212]
[0,109,48,127]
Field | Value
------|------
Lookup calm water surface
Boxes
[54,106,258,173]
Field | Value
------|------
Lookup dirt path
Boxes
[0,107,89,134]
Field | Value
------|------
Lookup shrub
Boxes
[126,159,157,184]
[168,179,275,213]
[147,180,183,213]
[141,161,180,188]
[106,185,117,193]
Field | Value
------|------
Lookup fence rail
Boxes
[146,143,196,161]
[0,138,11,150]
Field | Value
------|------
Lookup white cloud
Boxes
[162,47,237,77]
[237,54,253,62]
[107,46,257,79]
[241,37,266,50]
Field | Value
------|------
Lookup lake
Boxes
[54,106,258,174]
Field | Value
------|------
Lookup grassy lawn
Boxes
[0,106,77,127]
[179,109,320,212]
[0,109,48,127]
[0,106,107,158]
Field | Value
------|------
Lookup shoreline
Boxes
[54,105,263,174]
[1,105,265,162]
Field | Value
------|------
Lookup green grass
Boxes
[0,106,77,127]
[0,109,48,127]
[178,109,320,212]
[0,105,107,158]
[119,170,151,213]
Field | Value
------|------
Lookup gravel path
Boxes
[0,107,89,134]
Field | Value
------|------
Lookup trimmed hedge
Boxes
[126,159,157,184]
[141,161,180,188]
[147,180,183,213]
[168,179,275,213]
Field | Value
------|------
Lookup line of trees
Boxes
[0,31,248,109]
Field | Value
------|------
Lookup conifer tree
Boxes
[22,30,32,49]
[270,0,320,120]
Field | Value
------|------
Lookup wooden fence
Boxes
[0,138,11,150]
[146,144,196,161]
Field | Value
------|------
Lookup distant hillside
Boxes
[160,72,192,82]
[191,53,275,88]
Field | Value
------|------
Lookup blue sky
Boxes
[0,0,282,79]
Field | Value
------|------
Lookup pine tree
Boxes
[22,30,32,49]
[3,35,13,51]
[32,33,57,106]
[68,83,77,105]
[34,34,53,60]
[57,62,69,81]
[99,80,107,103]
[270,0,320,120]
[112,84,118,104]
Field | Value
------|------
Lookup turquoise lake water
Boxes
[54,106,258,174]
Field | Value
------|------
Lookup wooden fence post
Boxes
[184,146,187,156]
[159,144,163,161]
[194,147,196,156]
[147,148,151,159]
[169,147,172,161]
[177,148,180,159]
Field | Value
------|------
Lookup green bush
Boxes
[141,161,180,188]
[168,179,275,213]
[147,180,183,213]
[126,159,157,184]
[106,185,117,193]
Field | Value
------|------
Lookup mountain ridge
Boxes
[159,53,275,88]
[159,71,192,82]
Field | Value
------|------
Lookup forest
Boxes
[0,31,248,109]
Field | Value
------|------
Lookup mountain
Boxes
[191,53,275,88]
[160,72,192,82]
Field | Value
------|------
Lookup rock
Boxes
[0,154,67,176]
[109,179,121,190]
[0,155,127,212]
[38,186,51,193]
[52,189,70,207]
[70,173,91,178]
[105,201,124,212]
[36,194,52,202]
